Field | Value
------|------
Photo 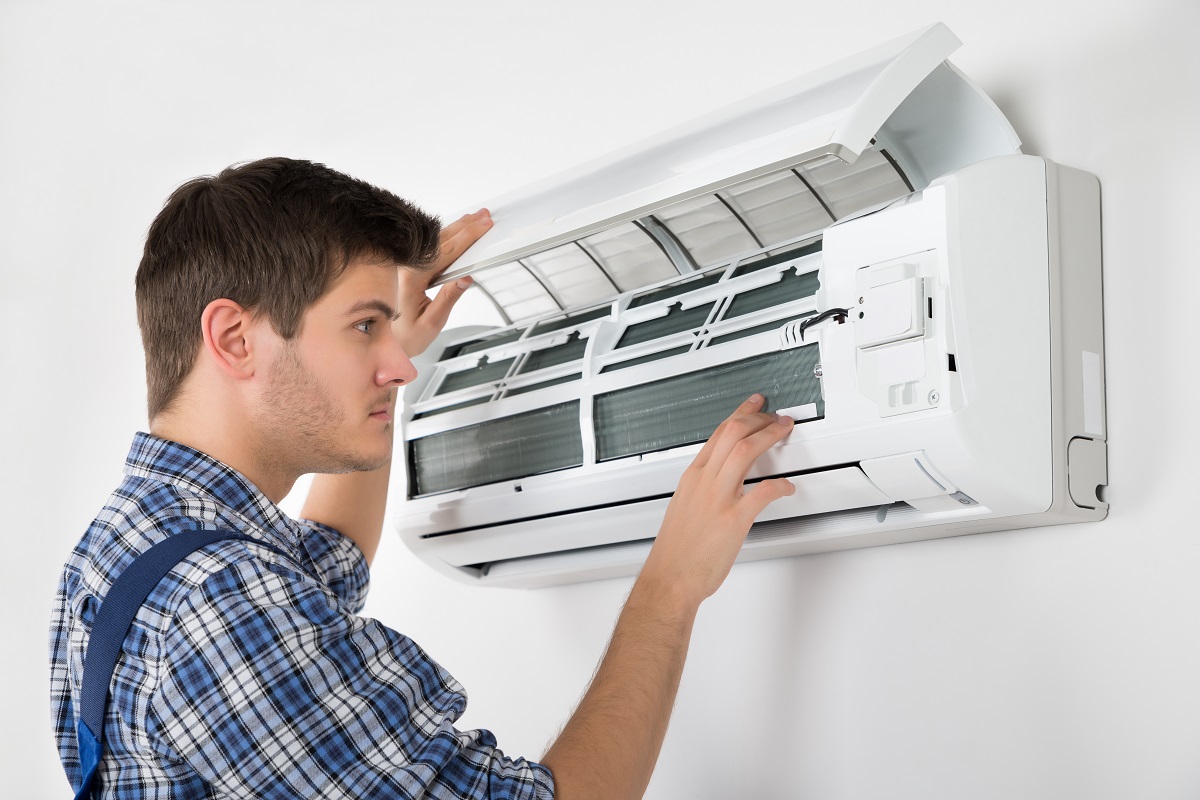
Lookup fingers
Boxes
[417,276,474,336]
[691,394,767,469]
[711,415,794,497]
[739,477,796,520]
[697,400,786,475]
[435,209,492,272]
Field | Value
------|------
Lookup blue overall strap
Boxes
[73,529,286,800]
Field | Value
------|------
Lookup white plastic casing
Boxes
[395,155,1107,588]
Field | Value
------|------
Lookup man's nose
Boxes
[377,338,418,386]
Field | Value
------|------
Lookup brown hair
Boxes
[135,157,441,420]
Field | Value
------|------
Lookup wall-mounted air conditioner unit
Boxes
[394,23,1107,588]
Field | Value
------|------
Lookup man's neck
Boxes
[150,411,297,504]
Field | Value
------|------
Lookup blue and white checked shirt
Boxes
[50,432,555,799]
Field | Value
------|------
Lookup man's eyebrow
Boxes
[345,300,400,321]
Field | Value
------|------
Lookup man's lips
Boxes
[370,392,395,422]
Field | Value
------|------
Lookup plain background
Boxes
[3,1,1199,797]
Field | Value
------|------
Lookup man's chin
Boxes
[351,451,392,473]
[314,449,392,476]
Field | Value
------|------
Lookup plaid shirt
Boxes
[50,432,555,799]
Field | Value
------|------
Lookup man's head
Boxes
[136,157,442,422]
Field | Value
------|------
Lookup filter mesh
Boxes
[435,357,516,396]
[516,332,588,375]
[410,402,583,496]
[721,269,820,320]
[731,239,823,278]
[616,301,716,349]
[594,346,823,461]
[412,395,492,420]
[708,312,814,347]
[530,306,612,336]
[629,271,723,309]
[600,344,693,374]
[505,373,582,398]
[441,328,524,360]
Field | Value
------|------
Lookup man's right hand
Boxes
[540,394,794,799]
[639,393,796,606]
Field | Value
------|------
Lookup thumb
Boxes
[739,477,796,521]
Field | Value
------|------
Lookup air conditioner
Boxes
[394,23,1107,588]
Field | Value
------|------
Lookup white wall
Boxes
[3,1,1198,797]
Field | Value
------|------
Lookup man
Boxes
[50,157,796,799]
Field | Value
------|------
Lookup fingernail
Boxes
[456,278,473,289]
[778,415,794,426]
[746,393,763,404]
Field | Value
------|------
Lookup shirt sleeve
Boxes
[296,519,371,613]
[147,555,554,799]
[49,569,82,789]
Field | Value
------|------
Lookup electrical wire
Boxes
[798,307,850,341]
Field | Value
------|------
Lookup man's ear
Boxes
[200,299,259,379]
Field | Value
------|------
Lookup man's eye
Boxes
[354,320,374,334]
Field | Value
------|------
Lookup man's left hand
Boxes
[394,208,492,356]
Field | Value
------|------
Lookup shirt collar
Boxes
[125,431,304,552]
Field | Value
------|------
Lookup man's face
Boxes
[252,258,416,476]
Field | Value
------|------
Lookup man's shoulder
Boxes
[66,475,217,580]
[59,471,293,622]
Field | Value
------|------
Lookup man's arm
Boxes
[541,395,796,799]
[300,210,492,565]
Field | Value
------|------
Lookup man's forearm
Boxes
[541,398,795,797]
[540,574,700,800]
[300,461,391,566]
